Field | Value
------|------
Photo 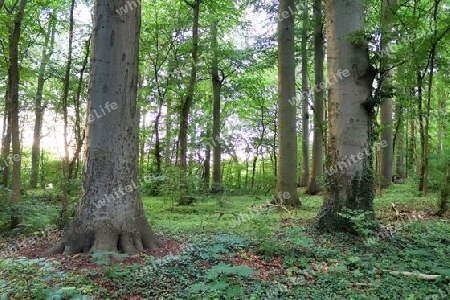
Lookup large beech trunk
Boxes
[50,0,161,255]
[316,0,376,231]
[275,0,300,206]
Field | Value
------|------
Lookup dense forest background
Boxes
[0,0,450,298]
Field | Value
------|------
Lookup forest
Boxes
[0,0,449,298]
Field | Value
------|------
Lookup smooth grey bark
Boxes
[275,0,300,206]
[379,0,396,188]
[211,19,222,193]
[8,0,27,228]
[316,0,376,231]
[31,13,56,188]
[49,0,161,255]
[306,0,324,195]
[300,0,310,188]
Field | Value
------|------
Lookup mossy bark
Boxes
[315,0,376,232]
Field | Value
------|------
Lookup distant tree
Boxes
[7,0,28,228]
[306,0,324,195]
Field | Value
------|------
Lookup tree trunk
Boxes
[211,19,222,194]
[164,95,172,168]
[275,0,300,206]
[394,102,405,178]
[8,0,27,229]
[203,129,211,191]
[49,0,161,255]
[306,0,324,195]
[179,0,200,204]
[316,0,376,231]
[69,37,90,180]
[1,89,11,187]
[300,0,310,188]
[417,72,426,193]
[437,162,450,216]
[379,0,396,188]
[31,13,56,188]
[154,103,163,174]
[436,86,445,155]
[59,0,75,227]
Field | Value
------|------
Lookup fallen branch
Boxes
[384,270,441,280]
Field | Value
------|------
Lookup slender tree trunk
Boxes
[436,86,445,155]
[394,102,405,178]
[203,129,211,191]
[164,96,172,168]
[211,19,222,193]
[275,0,300,206]
[179,0,200,204]
[69,37,90,180]
[417,72,426,193]
[437,162,450,216]
[379,0,396,188]
[8,0,28,229]
[300,0,310,188]
[1,89,11,187]
[50,0,161,255]
[316,0,376,231]
[31,14,56,188]
[154,103,163,174]
[306,0,324,195]
[59,0,75,227]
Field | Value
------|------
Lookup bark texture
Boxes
[275,0,300,206]
[50,0,161,255]
[316,0,375,231]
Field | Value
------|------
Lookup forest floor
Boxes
[1,183,449,299]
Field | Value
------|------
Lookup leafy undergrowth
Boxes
[1,183,449,299]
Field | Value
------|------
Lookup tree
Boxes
[60,0,75,226]
[178,0,200,204]
[211,19,222,193]
[306,0,324,195]
[316,0,376,231]
[7,0,28,228]
[299,0,310,188]
[50,0,161,254]
[275,0,300,206]
[30,12,56,189]
[379,0,396,188]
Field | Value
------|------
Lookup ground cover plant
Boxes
[1,183,449,299]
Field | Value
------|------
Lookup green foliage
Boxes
[338,208,378,240]
[190,263,254,298]
[0,258,91,299]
